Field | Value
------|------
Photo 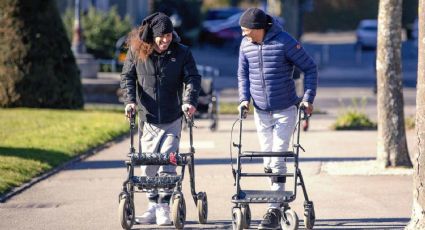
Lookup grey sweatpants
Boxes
[139,117,182,203]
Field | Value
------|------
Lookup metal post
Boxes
[72,0,86,54]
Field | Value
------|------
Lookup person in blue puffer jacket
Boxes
[237,8,318,230]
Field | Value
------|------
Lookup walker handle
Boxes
[239,105,248,120]
[182,106,194,126]
[126,107,136,128]
[299,104,310,120]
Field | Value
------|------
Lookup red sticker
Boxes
[169,152,177,165]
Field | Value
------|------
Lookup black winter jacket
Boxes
[120,34,201,124]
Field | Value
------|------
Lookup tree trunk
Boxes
[406,1,425,228]
[376,0,412,167]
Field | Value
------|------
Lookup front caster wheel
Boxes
[232,208,243,230]
[118,196,134,230]
[281,209,299,230]
[172,195,186,229]
[241,204,251,229]
[197,192,208,224]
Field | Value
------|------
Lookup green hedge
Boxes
[0,0,83,108]
[62,6,131,59]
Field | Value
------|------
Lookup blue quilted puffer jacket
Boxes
[238,17,318,111]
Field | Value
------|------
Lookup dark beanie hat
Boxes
[140,12,173,42]
[150,13,173,37]
[239,8,267,29]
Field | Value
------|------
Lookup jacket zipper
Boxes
[156,55,161,123]
[258,44,270,109]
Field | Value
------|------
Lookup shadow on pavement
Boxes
[312,217,409,229]
[131,220,231,229]
[0,146,70,167]
[66,157,375,170]
[114,217,408,229]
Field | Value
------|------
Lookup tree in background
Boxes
[62,6,131,59]
[376,0,412,168]
[0,0,83,109]
[406,0,425,229]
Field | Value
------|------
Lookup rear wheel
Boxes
[197,192,208,224]
[304,201,315,229]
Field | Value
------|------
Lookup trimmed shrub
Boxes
[332,111,377,130]
[405,116,415,130]
[332,98,377,130]
[62,6,131,59]
[0,0,83,108]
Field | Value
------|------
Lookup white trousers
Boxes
[253,105,297,209]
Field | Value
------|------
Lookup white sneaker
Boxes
[135,202,157,224]
[156,203,172,226]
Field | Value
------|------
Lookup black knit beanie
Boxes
[140,12,173,42]
[239,8,267,29]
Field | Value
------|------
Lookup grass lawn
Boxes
[0,108,128,195]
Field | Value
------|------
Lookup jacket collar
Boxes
[263,16,283,42]
[171,31,181,43]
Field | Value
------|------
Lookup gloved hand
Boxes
[125,103,136,118]
[300,101,314,116]
[182,104,196,118]
[238,101,250,119]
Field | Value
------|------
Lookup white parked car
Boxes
[356,19,378,50]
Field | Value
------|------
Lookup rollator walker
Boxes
[118,110,208,229]
[230,105,316,230]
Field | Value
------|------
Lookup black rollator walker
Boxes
[230,105,316,230]
[118,110,208,229]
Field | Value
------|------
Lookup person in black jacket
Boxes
[120,12,201,226]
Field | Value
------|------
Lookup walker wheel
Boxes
[232,208,243,230]
[210,121,217,131]
[304,201,316,229]
[118,191,126,203]
[172,195,186,229]
[118,195,134,230]
[197,192,208,224]
[281,209,299,230]
[241,204,251,229]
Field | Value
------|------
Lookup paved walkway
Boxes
[0,92,415,229]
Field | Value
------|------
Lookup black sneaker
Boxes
[258,209,281,230]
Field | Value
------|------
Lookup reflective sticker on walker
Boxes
[169,152,177,165]
[171,58,176,62]
[296,43,301,49]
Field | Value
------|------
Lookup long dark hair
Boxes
[126,25,154,61]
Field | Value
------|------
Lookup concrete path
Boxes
[0,110,415,229]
